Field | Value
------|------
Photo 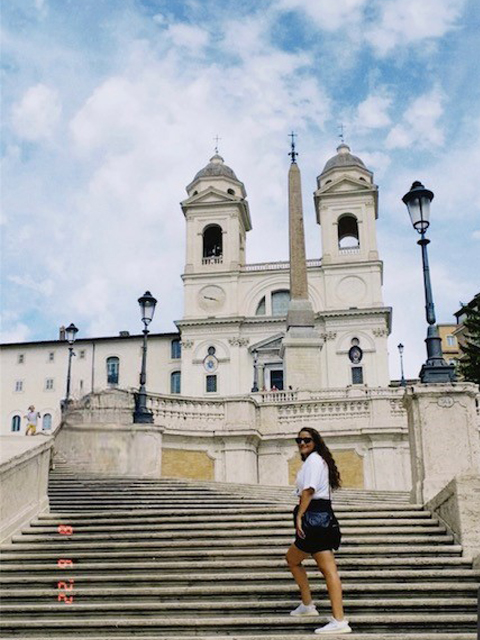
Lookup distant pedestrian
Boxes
[286,427,351,634]
[24,406,41,436]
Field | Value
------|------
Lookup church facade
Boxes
[2,144,413,492]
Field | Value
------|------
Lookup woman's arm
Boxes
[296,487,314,538]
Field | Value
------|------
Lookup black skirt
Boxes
[293,499,341,554]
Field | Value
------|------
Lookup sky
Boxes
[1,0,479,379]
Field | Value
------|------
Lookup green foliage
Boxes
[458,294,480,385]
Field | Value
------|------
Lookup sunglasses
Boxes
[295,437,313,445]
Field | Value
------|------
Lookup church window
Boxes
[255,297,266,315]
[48,351,55,362]
[171,339,181,359]
[106,356,119,385]
[45,378,54,391]
[272,290,290,316]
[446,335,456,347]
[206,374,217,393]
[15,380,23,392]
[11,415,21,432]
[207,346,216,356]
[351,366,364,384]
[227,188,235,195]
[338,214,359,249]
[170,371,181,394]
[43,413,52,430]
[203,225,223,262]
[18,354,24,364]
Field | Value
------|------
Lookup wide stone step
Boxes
[12,530,453,544]
[0,612,476,634]
[0,634,471,640]
[1,569,478,589]
[2,582,477,600]
[1,596,477,616]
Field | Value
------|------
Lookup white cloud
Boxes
[386,89,445,149]
[472,231,480,240]
[167,24,210,51]
[11,84,62,141]
[367,0,467,55]
[0,323,32,344]
[355,93,392,129]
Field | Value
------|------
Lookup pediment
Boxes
[181,187,238,207]
[250,333,285,353]
[319,176,375,195]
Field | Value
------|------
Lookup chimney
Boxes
[59,326,66,341]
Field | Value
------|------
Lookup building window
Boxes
[15,380,23,392]
[43,413,52,430]
[79,350,86,359]
[106,356,120,385]
[351,366,364,384]
[202,224,223,262]
[171,371,181,394]
[272,290,290,316]
[338,214,359,249]
[45,378,54,391]
[270,369,284,390]
[255,297,266,315]
[446,335,456,347]
[206,374,217,393]
[18,354,25,364]
[11,415,21,432]
[79,380,84,391]
[48,352,55,362]
[171,339,181,359]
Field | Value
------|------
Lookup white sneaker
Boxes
[314,616,352,634]
[290,602,318,616]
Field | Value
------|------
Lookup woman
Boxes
[286,427,351,635]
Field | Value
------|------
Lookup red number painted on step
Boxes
[58,524,73,535]
[57,559,73,568]
[57,580,74,591]
[58,592,73,604]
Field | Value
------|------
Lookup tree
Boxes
[458,294,480,385]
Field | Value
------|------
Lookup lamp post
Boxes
[133,291,157,423]
[251,349,259,392]
[397,343,406,387]
[64,322,79,408]
[402,181,456,383]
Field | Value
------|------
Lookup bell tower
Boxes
[314,143,379,266]
[182,154,251,276]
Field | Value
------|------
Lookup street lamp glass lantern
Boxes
[138,291,157,326]
[65,323,79,344]
[402,181,434,233]
[397,343,404,355]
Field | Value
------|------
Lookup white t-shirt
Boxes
[295,451,330,499]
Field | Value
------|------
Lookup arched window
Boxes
[203,225,223,261]
[272,290,290,316]
[171,339,181,359]
[11,415,21,432]
[106,356,119,385]
[338,214,359,249]
[43,413,52,430]
[170,371,181,394]
[255,296,266,315]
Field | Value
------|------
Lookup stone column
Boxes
[403,382,480,503]
[281,155,323,390]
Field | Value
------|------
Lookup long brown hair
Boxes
[298,427,342,490]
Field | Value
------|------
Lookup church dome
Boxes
[320,143,367,175]
[193,154,239,182]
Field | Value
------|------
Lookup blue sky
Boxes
[2,0,479,378]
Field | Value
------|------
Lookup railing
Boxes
[202,256,223,265]
[338,247,360,255]
[242,259,322,272]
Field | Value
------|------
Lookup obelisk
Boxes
[281,134,323,390]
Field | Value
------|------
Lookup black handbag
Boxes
[302,507,341,551]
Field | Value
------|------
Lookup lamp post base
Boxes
[419,361,456,384]
[133,409,154,424]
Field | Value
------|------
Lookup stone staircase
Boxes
[0,464,478,639]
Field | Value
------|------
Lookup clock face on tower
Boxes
[198,285,226,312]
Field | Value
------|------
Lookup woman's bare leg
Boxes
[313,550,345,620]
[286,544,312,604]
